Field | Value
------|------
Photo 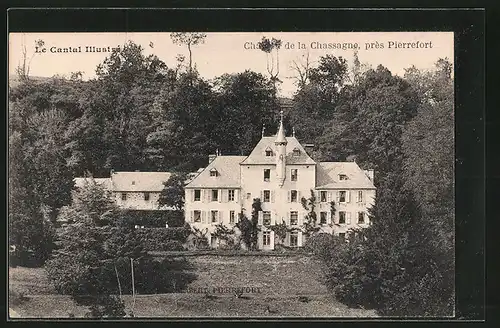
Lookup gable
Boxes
[316,162,375,189]
[240,136,315,165]
[185,156,247,188]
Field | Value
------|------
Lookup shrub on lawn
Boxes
[117,210,185,228]
[304,233,335,259]
[135,225,191,251]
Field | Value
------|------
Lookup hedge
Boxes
[118,210,185,228]
[135,226,191,252]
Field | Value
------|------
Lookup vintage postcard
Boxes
[8,31,455,319]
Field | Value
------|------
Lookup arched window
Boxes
[292,148,301,156]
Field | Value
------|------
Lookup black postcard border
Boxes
[3,7,488,325]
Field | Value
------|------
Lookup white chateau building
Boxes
[184,113,376,250]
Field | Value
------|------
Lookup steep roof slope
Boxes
[185,156,247,188]
[241,136,315,165]
[316,162,375,189]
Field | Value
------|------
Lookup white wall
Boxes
[184,188,243,237]
[183,164,376,249]
[113,191,171,210]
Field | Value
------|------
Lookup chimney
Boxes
[304,143,315,153]
[364,169,374,182]
[208,153,217,164]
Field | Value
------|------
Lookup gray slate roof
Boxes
[185,156,247,188]
[240,136,316,165]
[316,162,375,189]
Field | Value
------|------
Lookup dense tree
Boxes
[317,65,419,177]
[212,70,279,155]
[9,131,54,265]
[158,172,188,211]
[288,55,349,143]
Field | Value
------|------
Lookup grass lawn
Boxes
[9,255,378,318]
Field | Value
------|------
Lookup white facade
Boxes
[184,115,376,250]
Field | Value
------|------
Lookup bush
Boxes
[164,240,185,251]
[304,233,335,259]
[135,226,191,251]
[118,210,185,228]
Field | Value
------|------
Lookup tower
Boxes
[275,110,287,187]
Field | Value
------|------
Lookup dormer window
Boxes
[292,148,301,156]
[339,174,348,181]
[265,147,274,157]
[131,181,136,185]
[210,168,218,177]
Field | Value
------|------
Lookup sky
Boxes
[9,32,454,97]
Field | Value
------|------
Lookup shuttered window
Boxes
[194,189,201,201]
[339,211,346,224]
[320,212,327,224]
[211,189,218,202]
[211,210,218,223]
[339,191,346,202]
[194,210,201,223]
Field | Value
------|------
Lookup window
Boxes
[210,169,218,177]
[211,189,218,202]
[264,169,271,182]
[263,190,270,202]
[320,212,327,224]
[290,232,299,247]
[339,174,348,180]
[131,181,136,185]
[211,235,217,247]
[293,148,301,156]
[291,169,298,181]
[357,190,363,203]
[228,189,235,201]
[320,191,327,202]
[211,210,218,223]
[358,212,365,224]
[230,211,235,224]
[263,211,271,226]
[339,211,346,224]
[338,232,346,241]
[121,193,127,201]
[263,231,271,246]
[194,189,201,201]
[144,192,150,201]
[290,211,298,225]
[265,149,273,156]
[291,190,298,202]
[246,192,251,200]
[194,210,201,223]
[339,191,346,202]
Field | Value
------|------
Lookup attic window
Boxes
[265,146,274,156]
[131,181,136,185]
[210,168,218,177]
[292,148,301,156]
[339,174,349,180]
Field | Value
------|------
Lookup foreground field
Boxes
[9,254,378,318]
